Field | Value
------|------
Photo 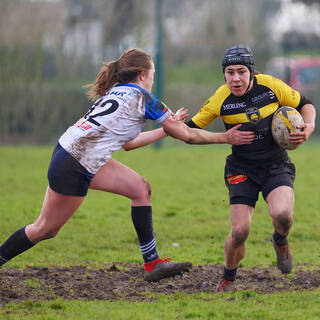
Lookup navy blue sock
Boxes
[273,230,288,246]
[0,227,34,266]
[223,267,238,281]
[131,206,159,262]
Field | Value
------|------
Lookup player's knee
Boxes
[276,210,294,231]
[43,228,60,239]
[145,179,152,198]
[130,177,152,203]
[33,223,60,241]
[231,228,249,247]
[137,178,152,200]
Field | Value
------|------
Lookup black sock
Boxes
[0,227,34,266]
[273,230,288,246]
[223,266,238,281]
[131,206,159,262]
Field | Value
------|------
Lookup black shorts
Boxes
[224,155,295,207]
[47,143,94,196]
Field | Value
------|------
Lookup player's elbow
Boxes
[122,145,132,151]
[184,129,198,144]
[165,128,193,144]
[185,135,196,144]
[122,142,136,151]
[178,132,195,144]
[165,122,194,142]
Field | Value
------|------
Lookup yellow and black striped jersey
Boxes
[191,74,304,163]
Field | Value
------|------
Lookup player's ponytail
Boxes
[86,48,152,101]
[85,61,118,101]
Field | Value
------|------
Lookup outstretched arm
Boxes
[122,107,189,151]
[122,128,167,151]
[162,118,255,145]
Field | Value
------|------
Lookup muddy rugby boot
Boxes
[144,258,192,282]
[216,279,235,293]
[271,235,292,274]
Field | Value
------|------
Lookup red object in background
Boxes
[266,56,320,92]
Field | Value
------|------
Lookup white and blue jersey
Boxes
[59,83,170,174]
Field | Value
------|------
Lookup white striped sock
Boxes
[140,238,156,255]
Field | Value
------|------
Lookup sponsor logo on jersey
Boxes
[254,127,269,140]
[106,90,126,97]
[268,90,275,99]
[106,90,127,102]
[76,118,92,131]
[252,91,276,104]
[246,107,261,123]
[128,90,138,97]
[252,92,269,103]
[227,174,248,185]
[223,102,247,110]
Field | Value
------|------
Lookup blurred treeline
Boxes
[1,0,319,144]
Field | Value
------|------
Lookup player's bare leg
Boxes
[217,204,254,292]
[225,204,254,268]
[90,159,192,281]
[267,186,294,273]
[26,187,85,243]
[0,187,85,267]
[267,186,294,235]
[89,158,152,206]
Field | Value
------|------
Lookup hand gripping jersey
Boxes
[191,74,305,163]
[59,84,170,174]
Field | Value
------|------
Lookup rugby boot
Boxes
[144,258,192,282]
[216,279,235,293]
[271,235,292,274]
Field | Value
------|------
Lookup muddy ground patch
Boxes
[1,263,320,305]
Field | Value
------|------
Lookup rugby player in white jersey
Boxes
[0,48,255,282]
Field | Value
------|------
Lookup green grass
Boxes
[2,291,320,320]
[1,140,320,319]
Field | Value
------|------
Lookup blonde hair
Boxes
[86,48,152,101]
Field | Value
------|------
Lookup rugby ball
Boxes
[271,106,304,150]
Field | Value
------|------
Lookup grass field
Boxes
[1,140,320,319]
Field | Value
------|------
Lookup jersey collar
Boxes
[115,83,145,91]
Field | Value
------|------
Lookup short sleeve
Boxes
[143,91,170,124]
[191,85,228,128]
[267,76,301,109]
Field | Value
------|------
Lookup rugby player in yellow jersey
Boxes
[186,45,316,292]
